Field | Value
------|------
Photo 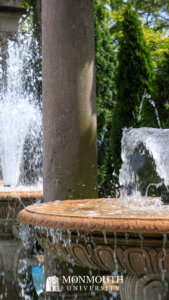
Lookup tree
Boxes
[152,52,169,128]
[111,5,154,174]
[110,0,169,66]
[94,0,117,196]
[110,0,169,31]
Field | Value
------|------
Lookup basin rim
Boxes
[17,198,169,234]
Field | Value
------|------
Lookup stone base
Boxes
[120,273,169,300]
[17,198,169,274]
[0,239,21,299]
[36,230,169,275]
[0,189,42,237]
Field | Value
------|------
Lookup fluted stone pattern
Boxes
[120,274,169,300]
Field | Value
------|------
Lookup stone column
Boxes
[42,0,98,202]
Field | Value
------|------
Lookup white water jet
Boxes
[119,127,169,196]
[0,20,42,186]
[0,98,41,186]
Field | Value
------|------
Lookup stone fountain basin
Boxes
[0,187,43,238]
[17,198,169,275]
[0,187,43,218]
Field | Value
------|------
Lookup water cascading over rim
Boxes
[119,127,169,199]
[17,126,169,299]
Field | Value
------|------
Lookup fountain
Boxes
[0,6,43,299]
[120,127,169,197]
[16,1,169,299]
[0,22,43,233]
[18,127,169,299]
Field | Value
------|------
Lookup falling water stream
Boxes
[0,19,42,187]
[0,13,43,300]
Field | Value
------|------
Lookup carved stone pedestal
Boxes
[18,198,169,299]
[120,273,169,300]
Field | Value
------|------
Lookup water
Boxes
[0,98,41,186]
[1,7,168,300]
[0,19,42,186]
[0,12,43,300]
[18,224,169,299]
[138,94,161,128]
[119,127,169,196]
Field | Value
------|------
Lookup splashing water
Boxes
[138,94,161,128]
[0,98,41,186]
[0,19,42,186]
[119,127,169,197]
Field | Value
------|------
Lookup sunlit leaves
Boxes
[109,0,169,65]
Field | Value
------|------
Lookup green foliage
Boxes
[110,0,169,30]
[21,0,31,8]
[110,1,169,66]
[94,0,116,196]
[111,6,154,173]
[144,28,169,66]
[152,52,169,128]
[139,97,160,128]
[140,52,169,129]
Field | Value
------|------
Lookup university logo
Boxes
[46,276,62,292]
[46,275,123,293]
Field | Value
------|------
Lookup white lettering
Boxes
[95,276,102,284]
[62,276,71,283]
[117,276,123,283]
[72,276,78,284]
[78,276,85,283]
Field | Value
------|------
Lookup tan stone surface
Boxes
[17,198,169,275]
[0,189,43,234]
[36,230,169,274]
[0,189,43,199]
[17,198,169,233]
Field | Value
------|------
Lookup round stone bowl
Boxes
[0,187,43,237]
[17,197,169,276]
[0,187,43,218]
